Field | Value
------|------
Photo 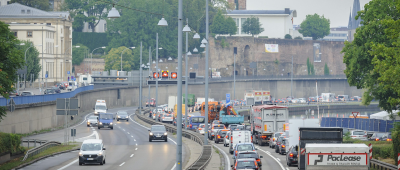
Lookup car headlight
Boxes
[164,132,168,135]
[118,116,121,118]
[150,132,153,136]
[79,152,83,156]
[97,152,102,156]
[99,122,102,125]
[110,122,113,125]
[87,121,90,124]
[95,112,98,114]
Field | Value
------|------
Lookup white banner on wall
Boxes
[265,44,279,53]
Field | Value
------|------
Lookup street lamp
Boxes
[200,43,206,48]
[91,46,106,74]
[121,46,135,71]
[193,48,198,53]
[168,57,172,61]
[183,18,192,129]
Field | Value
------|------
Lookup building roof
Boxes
[0,3,70,20]
[227,9,295,15]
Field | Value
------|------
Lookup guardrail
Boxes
[22,141,61,161]
[22,139,48,149]
[370,159,397,170]
[0,85,93,106]
[136,111,211,170]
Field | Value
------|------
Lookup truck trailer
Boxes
[250,105,288,146]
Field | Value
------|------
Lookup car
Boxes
[382,133,392,141]
[277,138,288,155]
[97,113,113,130]
[349,130,367,140]
[227,124,240,131]
[20,91,34,96]
[298,98,307,103]
[116,111,129,121]
[235,151,263,167]
[196,124,209,135]
[231,158,260,170]
[232,125,245,131]
[44,88,56,94]
[208,124,226,140]
[244,124,251,131]
[149,125,168,142]
[214,129,229,144]
[61,81,69,88]
[56,83,65,90]
[78,139,106,165]
[51,86,61,93]
[369,132,387,141]
[269,132,283,148]
[308,97,316,102]
[275,136,285,153]
[67,81,77,91]
[9,90,19,96]
[152,109,157,120]
[286,145,298,166]
[173,117,186,128]
[233,143,257,162]
[211,120,221,127]
[87,116,98,127]
[161,113,173,124]
[224,131,230,147]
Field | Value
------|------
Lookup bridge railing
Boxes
[321,117,400,132]
[0,85,93,106]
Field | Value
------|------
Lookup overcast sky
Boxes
[246,0,372,27]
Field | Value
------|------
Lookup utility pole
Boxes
[176,0,183,168]
[204,0,209,145]
[291,55,293,98]
[148,46,151,108]
[156,33,159,114]
[184,18,189,130]
[139,42,142,111]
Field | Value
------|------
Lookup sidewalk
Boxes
[206,147,223,170]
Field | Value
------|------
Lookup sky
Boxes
[246,0,372,28]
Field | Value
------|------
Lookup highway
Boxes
[20,107,184,170]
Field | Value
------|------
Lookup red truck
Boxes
[146,98,156,107]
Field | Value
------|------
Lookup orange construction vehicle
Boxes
[200,101,222,123]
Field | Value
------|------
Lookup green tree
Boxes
[64,0,111,32]
[324,63,329,75]
[294,36,302,40]
[299,14,330,40]
[72,44,89,66]
[14,40,41,82]
[342,0,400,113]
[0,21,25,121]
[241,16,264,37]
[104,46,149,71]
[10,0,50,11]
[284,34,292,39]
[307,58,311,75]
[210,10,237,35]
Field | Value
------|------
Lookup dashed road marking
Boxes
[134,139,136,141]
[57,159,78,170]
[135,148,138,150]
[256,147,285,170]
[131,136,133,138]
[119,162,125,166]
[127,132,130,134]
[130,154,134,157]
[136,143,137,146]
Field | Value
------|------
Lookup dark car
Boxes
[286,145,298,166]
[382,133,392,141]
[51,87,61,93]
[275,136,285,153]
[116,111,129,121]
[44,88,56,94]
[369,132,386,141]
[231,158,260,170]
[277,138,288,155]
[308,97,316,102]
[236,151,263,167]
[173,118,186,128]
[149,125,167,142]
[214,129,229,144]
[56,83,65,90]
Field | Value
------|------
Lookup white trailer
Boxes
[285,119,319,148]
[79,74,92,85]
[168,96,177,112]
[321,93,335,102]
[305,143,369,170]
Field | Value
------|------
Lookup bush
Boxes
[72,32,112,51]
[284,34,292,39]
[391,123,400,163]
[294,36,303,40]
[373,144,393,159]
[0,132,24,154]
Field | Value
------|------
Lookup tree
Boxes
[64,0,111,32]
[0,21,25,121]
[342,0,400,113]
[299,14,330,40]
[306,58,315,75]
[14,40,41,82]
[210,10,237,35]
[241,16,264,37]
[10,0,50,11]
[294,36,302,40]
[284,34,292,39]
[104,46,149,71]
[324,63,329,75]
[72,44,89,66]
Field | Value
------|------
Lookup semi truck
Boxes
[305,143,369,170]
[298,127,343,170]
[285,119,320,148]
[168,96,179,111]
[250,105,288,146]
[173,104,186,117]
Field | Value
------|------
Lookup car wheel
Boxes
[165,138,168,142]
[149,139,152,142]
[127,119,129,122]
[79,162,82,166]
[98,127,100,129]
[110,127,113,130]
[117,119,119,121]
[100,160,103,165]
[275,148,278,153]
[87,125,90,127]
[288,162,292,166]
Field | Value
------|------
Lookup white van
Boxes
[94,100,107,115]
[229,130,252,154]
[67,81,77,91]
[78,139,106,165]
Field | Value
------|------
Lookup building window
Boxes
[241,18,247,34]
[27,31,32,37]
[21,10,25,14]
[47,23,51,25]
[104,23,107,31]
[14,31,17,37]
[27,10,31,14]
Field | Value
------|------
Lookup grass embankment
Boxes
[0,144,77,170]
[344,138,394,165]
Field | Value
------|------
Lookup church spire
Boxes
[348,7,352,29]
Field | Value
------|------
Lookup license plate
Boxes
[294,158,297,161]
[104,126,108,128]
[87,158,94,160]
[156,135,161,137]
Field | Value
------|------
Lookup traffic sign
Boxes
[67,71,70,74]
[8,98,15,112]
[71,129,76,137]
[311,110,314,115]
[45,74,48,78]
[226,93,230,104]
[352,112,360,118]
[74,78,76,81]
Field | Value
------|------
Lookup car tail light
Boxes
[261,136,266,139]
[231,136,233,143]
[387,139,392,141]
[363,135,367,137]
[235,150,238,156]
[256,158,260,162]
[273,137,276,141]
[251,136,253,142]
[290,153,293,157]
[217,135,220,139]
[375,138,379,141]
[282,145,285,148]
[190,124,192,128]
[162,117,165,119]
[199,128,202,130]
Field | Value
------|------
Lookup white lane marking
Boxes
[57,159,78,170]
[213,144,230,170]
[136,143,137,146]
[71,113,92,128]
[95,131,99,140]
[171,163,177,170]
[135,148,138,150]
[168,137,177,145]
[277,158,281,161]
[134,139,136,141]
[119,162,125,166]
[123,129,125,131]
[286,168,290,170]
[131,136,134,138]
[130,154,134,157]
[256,147,285,170]
[127,132,130,134]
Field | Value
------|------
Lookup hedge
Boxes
[0,132,24,154]
[392,129,400,163]
[72,32,111,52]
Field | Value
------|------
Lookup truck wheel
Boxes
[258,139,263,146]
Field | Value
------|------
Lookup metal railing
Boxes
[370,159,397,170]
[0,85,93,106]
[136,111,212,170]
[22,141,61,161]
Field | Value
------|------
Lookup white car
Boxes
[224,131,230,147]
[161,113,173,124]
[78,139,106,165]
[350,130,368,141]
[87,116,98,127]
[196,124,210,135]
[298,98,307,103]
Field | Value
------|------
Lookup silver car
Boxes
[87,116,98,127]
[269,132,284,148]
[350,130,367,141]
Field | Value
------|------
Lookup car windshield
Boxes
[219,131,228,137]
[237,144,253,151]
[81,143,102,151]
[245,125,251,130]
[238,153,258,159]
[275,133,282,137]
[89,116,97,120]
[338,96,344,98]
[152,126,166,131]
[118,112,128,115]
[353,131,365,135]
[375,133,385,137]
[99,114,112,120]
[22,92,31,95]
[230,125,238,129]
[388,134,392,138]
[235,126,244,130]
[192,117,205,123]
[236,161,256,169]
[213,125,224,129]
[96,105,106,110]
[164,114,172,117]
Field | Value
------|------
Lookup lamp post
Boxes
[91,46,106,74]
[121,47,135,71]
[139,42,142,111]
[183,19,191,129]
[203,0,210,146]
[24,44,42,90]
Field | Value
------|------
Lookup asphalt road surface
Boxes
[21,107,183,170]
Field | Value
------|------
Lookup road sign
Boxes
[45,74,48,78]
[311,110,314,115]
[226,93,230,104]
[301,148,306,155]
[8,98,15,112]
[71,129,76,137]
[352,112,360,118]
[74,78,76,81]
[67,71,70,74]
[56,98,79,115]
